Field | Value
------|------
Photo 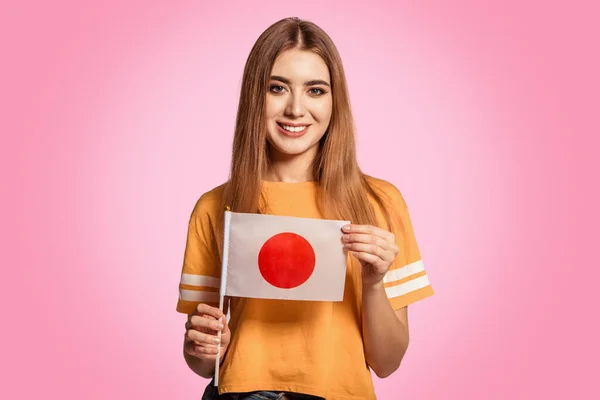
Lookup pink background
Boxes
[2,0,598,398]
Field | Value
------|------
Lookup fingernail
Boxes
[342,225,350,231]
[213,337,221,344]
[217,323,224,330]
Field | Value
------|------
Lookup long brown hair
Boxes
[217,17,393,255]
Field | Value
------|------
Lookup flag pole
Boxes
[215,206,232,387]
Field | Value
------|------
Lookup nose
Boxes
[285,92,305,118]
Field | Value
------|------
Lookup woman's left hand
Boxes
[342,224,400,287]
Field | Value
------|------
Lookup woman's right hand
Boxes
[184,303,231,362]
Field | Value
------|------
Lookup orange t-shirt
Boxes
[176,178,433,399]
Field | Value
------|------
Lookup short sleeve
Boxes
[380,185,434,310]
[176,196,222,315]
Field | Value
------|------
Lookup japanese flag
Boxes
[220,211,350,302]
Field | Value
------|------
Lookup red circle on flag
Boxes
[258,232,316,289]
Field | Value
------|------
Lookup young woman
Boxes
[177,17,433,400]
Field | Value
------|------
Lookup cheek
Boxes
[266,97,286,118]
[312,99,333,124]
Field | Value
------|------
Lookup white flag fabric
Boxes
[220,211,350,302]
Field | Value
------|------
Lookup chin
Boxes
[269,141,316,157]
[267,131,322,158]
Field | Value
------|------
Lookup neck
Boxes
[264,145,318,183]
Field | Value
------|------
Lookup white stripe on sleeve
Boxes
[383,260,425,284]
[180,273,220,288]
[179,289,220,303]
[385,275,431,298]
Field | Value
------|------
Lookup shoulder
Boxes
[364,175,408,211]
[189,182,227,226]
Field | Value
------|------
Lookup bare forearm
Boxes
[362,282,409,378]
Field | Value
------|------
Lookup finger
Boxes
[200,314,217,323]
[185,329,222,346]
[344,242,394,262]
[193,344,220,356]
[220,314,231,335]
[184,338,221,353]
[185,314,216,331]
[342,233,396,251]
[187,315,225,332]
[342,224,395,242]
[351,251,382,266]
[184,341,220,359]
[193,303,223,319]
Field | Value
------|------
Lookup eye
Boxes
[270,85,286,93]
[309,87,326,96]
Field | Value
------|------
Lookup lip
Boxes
[276,121,310,138]
[277,121,310,127]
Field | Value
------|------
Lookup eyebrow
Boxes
[271,75,331,87]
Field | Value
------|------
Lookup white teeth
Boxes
[281,124,307,133]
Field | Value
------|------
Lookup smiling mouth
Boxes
[277,122,309,133]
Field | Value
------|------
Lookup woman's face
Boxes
[265,49,333,160]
